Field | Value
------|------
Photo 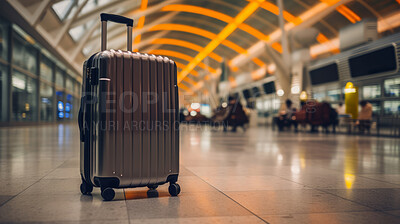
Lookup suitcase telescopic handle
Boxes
[100,13,134,51]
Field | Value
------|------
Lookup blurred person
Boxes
[337,102,346,117]
[225,96,248,132]
[276,99,298,132]
[358,100,372,133]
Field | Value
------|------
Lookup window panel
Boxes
[363,85,381,99]
[66,77,73,92]
[40,83,53,121]
[0,64,8,121]
[383,101,400,115]
[0,18,9,61]
[384,77,400,97]
[40,55,53,82]
[13,35,37,74]
[56,68,64,87]
[12,70,37,121]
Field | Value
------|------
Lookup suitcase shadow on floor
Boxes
[123,189,171,200]
[80,189,172,201]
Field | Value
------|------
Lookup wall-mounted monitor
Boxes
[262,81,276,94]
[309,63,339,85]
[349,45,397,78]
[242,89,252,99]
[252,87,261,97]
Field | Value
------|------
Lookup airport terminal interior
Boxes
[0,0,400,223]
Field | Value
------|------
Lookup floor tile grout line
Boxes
[124,189,132,224]
[0,159,71,208]
[357,175,400,187]
[185,166,270,224]
[274,175,400,219]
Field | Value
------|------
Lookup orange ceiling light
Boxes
[133,0,148,51]
[178,83,192,92]
[149,49,217,73]
[149,24,248,54]
[336,5,361,23]
[271,42,283,53]
[175,62,199,77]
[316,33,340,54]
[151,38,223,62]
[248,0,302,25]
[252,58,266,67]
[320,0,341,6]
[183,77,197,86]
[162,4,269,41]
[178,0,266,83]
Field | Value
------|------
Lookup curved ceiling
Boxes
[7,0,400,93]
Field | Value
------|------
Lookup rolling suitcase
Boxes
[78,13,180,201]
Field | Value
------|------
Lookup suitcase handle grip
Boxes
[100,13,133,51]
[100,13,133,27]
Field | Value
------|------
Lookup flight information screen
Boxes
[349,45,397,78]
[309,63,339,85]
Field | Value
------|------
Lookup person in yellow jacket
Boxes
[357,100,372,133]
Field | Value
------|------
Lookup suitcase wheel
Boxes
[147,188,159,198]
[80,182,93,195]
[101,187,115,201]
[168,183,181,197]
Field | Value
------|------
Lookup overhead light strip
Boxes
[178,0,266,83]
[151,38,223,62]
[149,24,248,55]
[133,0,148,51]
[149,49,217,73]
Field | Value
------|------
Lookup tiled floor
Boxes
[0,124,399,223]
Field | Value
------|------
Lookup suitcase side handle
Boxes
[100,13,133,51]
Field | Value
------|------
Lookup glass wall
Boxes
[12,35,37,74]
[363,85,381,99]
[384,101,400,115]
[0,64,8,121]
[40,83,53,121]
[384,77,400,97]
[40,55,53,82]
[12,70,37,121]
[55,68,64,87]
[0,16,82,125]
[56,91,66,120]
[0,18,8,61]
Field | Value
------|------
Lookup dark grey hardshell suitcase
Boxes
[78,14,180,201]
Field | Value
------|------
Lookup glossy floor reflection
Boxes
[0,124,399,223]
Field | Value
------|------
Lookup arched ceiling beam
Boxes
[161,4,270,41]
[70,0,180,29]
[230,0,353,68]
[133,0,149,51]
[151,38,223,63]
[178,0,267,83]
[252,0,302,25]
[148,49,217,74]
[149,24,248,55]
[175,62,199,77]
[336,5,361,23]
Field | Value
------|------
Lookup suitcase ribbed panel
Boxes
[164,58,172,177]
[123,52,133,183]
[115,51,124,178]
[156,56,164,183]
[149,55,157,185]
[170,60,176,175]
[132,53,142,186]
[172,61,179,175]
[142,54,150,186]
